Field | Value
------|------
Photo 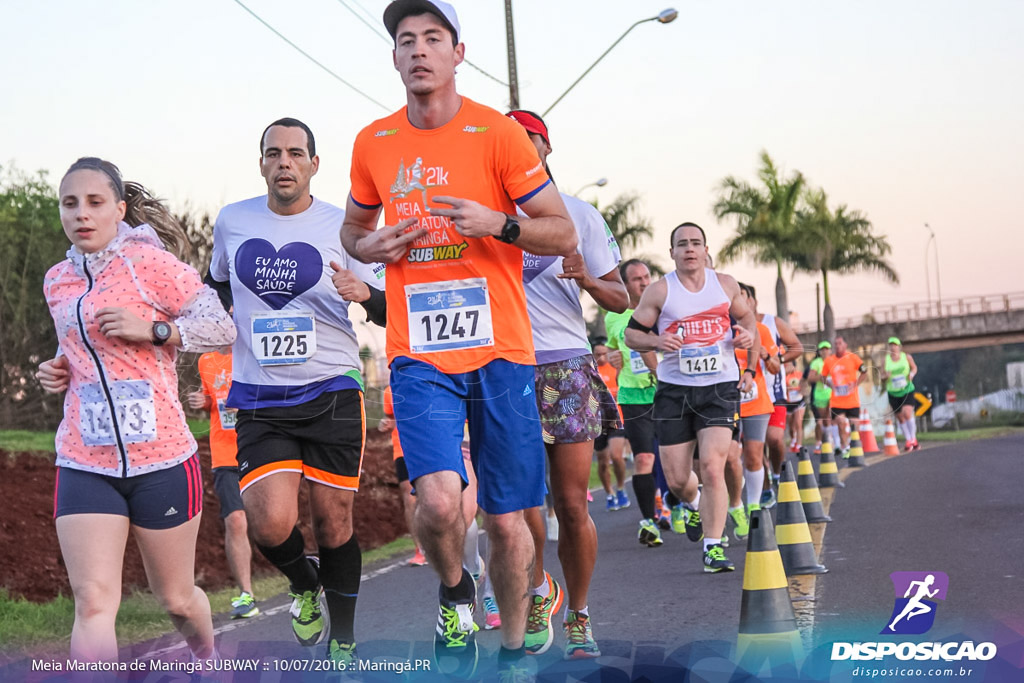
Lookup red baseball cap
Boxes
[507,110,550,146]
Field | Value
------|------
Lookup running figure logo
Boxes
[390,157,432,205]
[881,571,949,635]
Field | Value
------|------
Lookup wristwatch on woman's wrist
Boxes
[152,321,173,346]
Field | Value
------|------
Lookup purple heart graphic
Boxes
[522,252,559,285]
[235,239,323,309]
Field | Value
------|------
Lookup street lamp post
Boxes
[924,223,942,313]
[504,0,520,109]
[573,177,608,196]
[543,8,678,117]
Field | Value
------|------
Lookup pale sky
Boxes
[3,0,1023,337]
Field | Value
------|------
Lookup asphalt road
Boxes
[8,435,1024,682]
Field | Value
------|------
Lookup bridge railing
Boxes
[793,292,1024,334]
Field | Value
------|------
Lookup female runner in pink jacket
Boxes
[36,157,236,663]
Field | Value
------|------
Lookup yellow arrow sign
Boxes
[914,392,932,416]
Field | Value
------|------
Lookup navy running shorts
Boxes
[54,454,203,530]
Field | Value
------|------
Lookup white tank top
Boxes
[761,312,786,403]
[656,269,738,387]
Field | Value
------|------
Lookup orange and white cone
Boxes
[882,420,901,456]
[859,408,880,454]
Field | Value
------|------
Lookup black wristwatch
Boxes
[495,214,520,244]
[743,368,756,377]
[152,321,173,346]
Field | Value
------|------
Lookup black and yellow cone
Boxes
[737,508,803,672]
[796,448,831,522]
[817,441,844,488]
[846,429,866,467]
[776,461,828,575]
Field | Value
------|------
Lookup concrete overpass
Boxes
[795,292,1024,355]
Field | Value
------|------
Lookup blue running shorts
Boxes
[390,356,546,515]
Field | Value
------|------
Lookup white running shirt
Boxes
[210,196,385,408]
[521,194,621,363]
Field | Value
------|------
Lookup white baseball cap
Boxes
[383,0,461,43]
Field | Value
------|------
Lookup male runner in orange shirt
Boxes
[820,335,869,453]
[341,2,575,676]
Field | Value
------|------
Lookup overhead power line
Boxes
[333,0,510,87]
[232,0,390,111]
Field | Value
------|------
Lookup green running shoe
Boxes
[433,582,478,679]
[564,611,601,659]
[230,592,259,619]
[288,587,325,646]
[327,639,357,667]
[703,544,735,573]
[638,518,663,547]
[670,503,687,534]
[684,507,703,542]
[525,572,564,655]
[729,507,750,540]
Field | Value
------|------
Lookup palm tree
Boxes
[597,192,661,271]
[586,192,660,340]
[713,151,804,320]
[792,188,899,339]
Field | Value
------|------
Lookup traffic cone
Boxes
[817,441,844,488]
[846,429,866,467]
[795,448,831,522]
[882,420,901,456]
[859,408,880,454]
[775,461,828,575]
[737,508,803,673]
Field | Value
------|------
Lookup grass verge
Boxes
[1,421,211,456]
[0,430,56,453]
[0,535,417,660]
[917,426,1024,442]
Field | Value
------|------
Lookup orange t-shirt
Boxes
[786,370,804,403]
[597,361,624,421]
[349,97,551,374]
[382,386,403,461]
[736,323,778,417]
[821,352,864,409]
[198,350,237,469]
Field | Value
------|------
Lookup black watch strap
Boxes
[496,214,520,244]
[152,321,172,346]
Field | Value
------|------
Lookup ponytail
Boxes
[123,181,191,262]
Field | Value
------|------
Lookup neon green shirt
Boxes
[605,309,656,405]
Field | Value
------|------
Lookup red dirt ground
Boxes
[0,431,405,603]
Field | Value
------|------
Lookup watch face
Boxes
[154,322,172,342]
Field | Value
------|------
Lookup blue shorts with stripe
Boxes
[390,356,546,515]
[54,454,203,530]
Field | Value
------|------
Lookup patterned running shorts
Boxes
[535,354,623,445]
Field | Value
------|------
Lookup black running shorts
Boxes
[653,381,740,446]
[620,403,656,455]
[235,389,365,493]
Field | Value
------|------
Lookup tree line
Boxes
[0,154,896,429]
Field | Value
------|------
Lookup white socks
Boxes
[744,467,765,508]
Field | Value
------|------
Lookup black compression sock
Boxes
[665,491,681,508]
[256,527,318,593]
[439,568,475,604]
[319,536,361,644]
[632,473,657,520]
